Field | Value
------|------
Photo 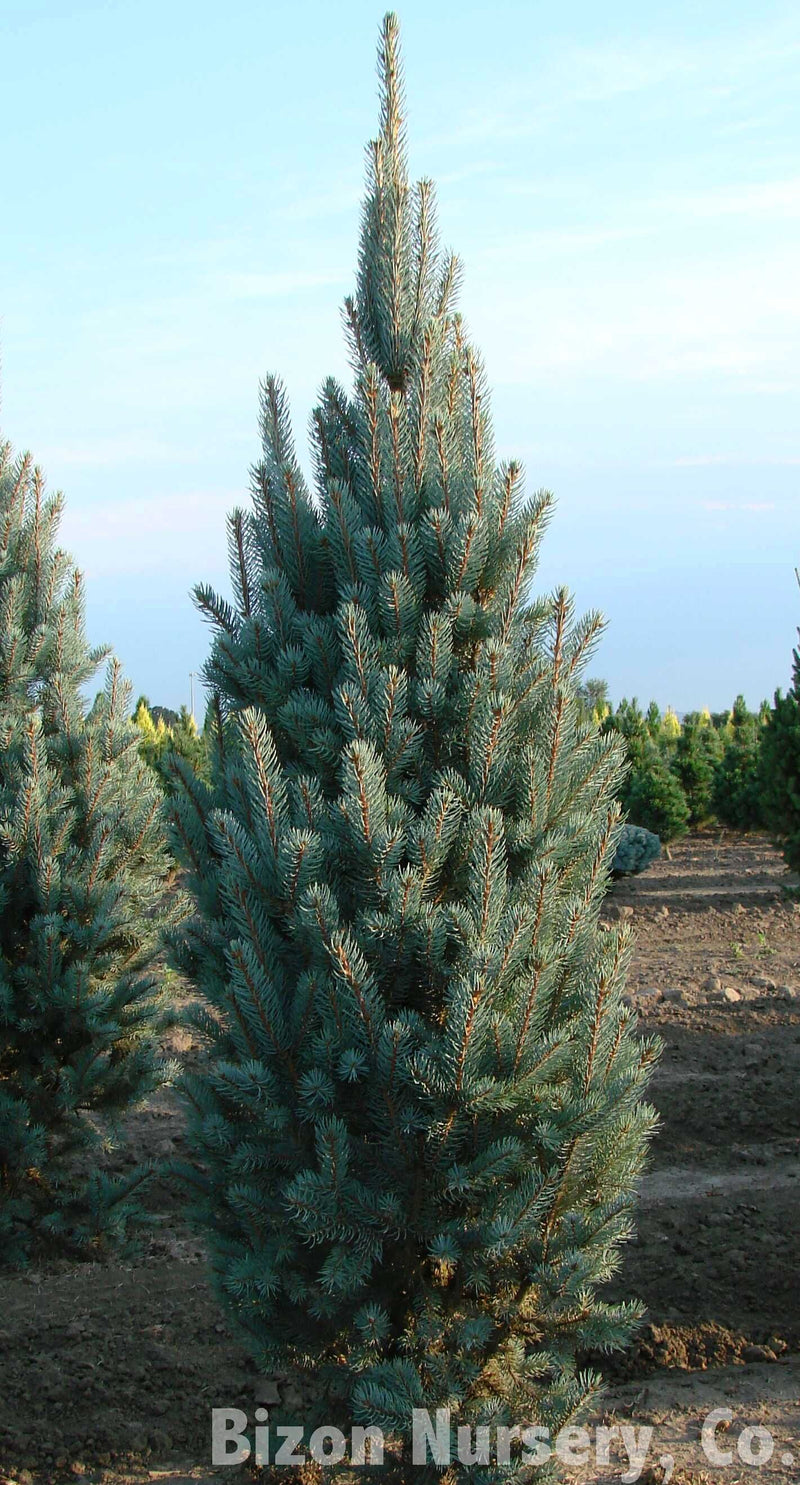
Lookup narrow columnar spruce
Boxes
[0,441,178,1264]
[169,15,659,1475]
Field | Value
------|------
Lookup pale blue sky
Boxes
[2,0,798,714]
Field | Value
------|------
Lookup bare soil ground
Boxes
[1,832,798,1485]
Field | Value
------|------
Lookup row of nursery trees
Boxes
[2,16,799,1479]
[576,684,797,856]
[134,681,800,869]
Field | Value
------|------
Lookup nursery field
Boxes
[1,831,798,1485]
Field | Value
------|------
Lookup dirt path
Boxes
[571,831,800,1482]
[1,832,798,1485]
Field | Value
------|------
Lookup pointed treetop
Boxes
[355,12,423,392]
[377,12,406,182]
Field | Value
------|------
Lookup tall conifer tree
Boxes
[0,441,177,1263]
[169,16,658,1474]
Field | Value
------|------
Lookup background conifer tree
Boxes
[674,713,722,826]
[170,704,209,782]
[660,707,681,745]
[134,696,173,772]
[134,698,209,790]
[760,607,800,872]
[602,701,689,846]
[623,741,690,846]
[602,697,648,752]
[169,16,659,1473]
[0,441,178,1264]
[575,676,609,727]
[713,695,764,831]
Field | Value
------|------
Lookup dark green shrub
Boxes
[760,640,800,871]
[674,714,722,825]
[713,695,764,831]
[623,741,690,843]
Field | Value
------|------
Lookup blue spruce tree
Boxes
[0,440,178,1264]
[169,16,659,1476]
